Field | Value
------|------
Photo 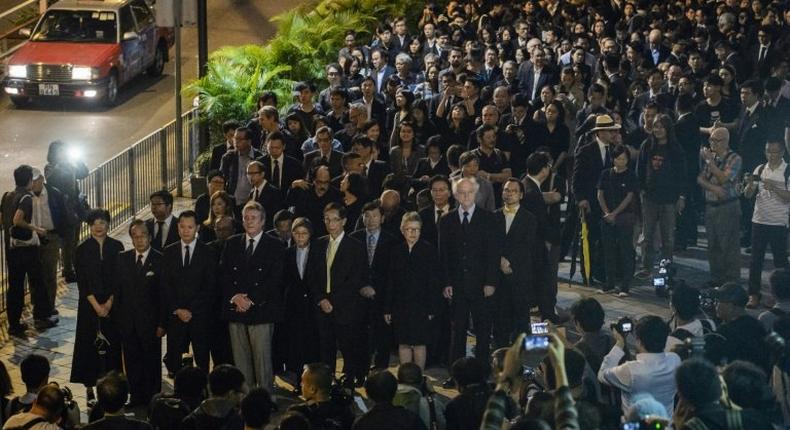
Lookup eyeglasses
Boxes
[246,171,263,176]
[323,217,343,223]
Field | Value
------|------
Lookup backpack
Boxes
[684,409,743,430]
[4,416,47,430]
[755,162,790,189]
[148,396,192,430]
[671,320,714,342]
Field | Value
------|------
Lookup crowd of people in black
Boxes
[3,0,790,428]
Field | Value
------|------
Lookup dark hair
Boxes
[611,144,630,161]
[459,151,480,167]
[476,123,497,142]
[671,283,701,321]
[85,209,111,225]
[294,81,316,93]
[235,126,253,141]
[741,79,764,97]
[178,210,198,224]
[278,411,312,430]
[150,189,174,206]
[351,135,374,149]
[36,384,66,421]
[258,91,278,107]
[174,366,208,399]
[323,202,347,219]
[451,357,486,388]
[13,164,34,189]
[365,370,398,403]
[570,298,605,332]
[704,74,724,87]
[345,172,368,199]
[543,348,587,389]
[362,199,382,214]
[676,359,722,407]
[208,364,245,397]
[259,105,279,122]
[505,178,525,194]
[722,361,773,411]
[426,135,444,151]
[21,354,49,390]
[46,140,67,165]
[341,152,362,168]
[397,362,423,385]
[241,387,275,427]
[303,363,332,394]
[222,120,242,134]
[771,269,790,301]
[206,169,225,183]
[265,131,286,147]
[429,175,451,191]
[446,144,465,168]
[635,315,670,353]
[511,418,552,430]
[96,371,129,413]
[526,152,551,175]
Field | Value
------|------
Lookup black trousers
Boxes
[166,315,210,372]
[426,303,451,368]
[122,326,162,404]
[492,276,530,349]
[357,298,392,369]
[450,295,493,368]
[601,221,636,292]
[317,312,363,379]
[6,246,51,325]
[749,223,789,296]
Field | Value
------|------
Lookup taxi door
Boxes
[130,0,157,69]
[119,4,142,82]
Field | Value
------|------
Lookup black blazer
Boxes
[522,177,552,243]
[413,157,450,180]
[114,248,164,334]
[249,181,284,230]
[220,233,286,324]
[209,143,230,172]
[494,206,538,286]
[303,150,345,179]
[259,154,304,198]
[366,160,391,198]
[350,229,395,294]
[145,215,179,252]
[219,148,264,195]
[517,64,556,101]
[418,205,452,248]
[352,97,387,128]
[438,208,500,298]
[307,234,369,325]
[572,141,607,209]
[160,240,216,316]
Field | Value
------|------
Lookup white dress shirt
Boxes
[296,246,309,279]
[245,231,264,255]
[136,247,151,267]
[180,240,197,266]
[457,205,476,223]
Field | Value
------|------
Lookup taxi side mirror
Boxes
[122,31,139,41]
[19,28,31,38]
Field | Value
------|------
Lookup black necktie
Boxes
[154,221,164,247]
[252,188,259,202]
[273,160,281,188]
[246,238,255,258]
[363,164,368,177]
[136,254,143,270]
[183,245,190,267]
[436,208,444,222]
[759,46,767,62]
[604,145,612,168]
[462,211,469,230]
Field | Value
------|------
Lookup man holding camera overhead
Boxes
[598,315,681,415]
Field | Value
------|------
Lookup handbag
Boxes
[8,195,40,248]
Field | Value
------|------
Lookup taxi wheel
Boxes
[103,72,119,107]
[147,43,166,77]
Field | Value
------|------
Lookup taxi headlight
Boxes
[71,67,94,80]
[8,65,26,78]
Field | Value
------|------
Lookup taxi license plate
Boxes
[39,84,59,96]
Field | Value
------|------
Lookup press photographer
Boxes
[713,283,770,372]
[666,283,715,352]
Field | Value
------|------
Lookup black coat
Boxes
[161,240,216,316]
[522,177,553,245]
[572,141,607,212]
[734,105,770,172]
[219,148,264,195]
[438,208,500,298]
[220,233,286,324]
[418,205,452,248]
[676,112,702,178]
[82,415,153,430]
[352,97,387,128]
[366,160,391,198]
[517,64,556,101]
[303,150,345,179]
[494,206,538,288]
[282,245,320,370]
[384,239,442,345]
[352,404,426,430]
[114,248,164,335]
[71,236,124,385]
[307,234,369,325]
[259,154,304,199]
[287,186,343,238]
[413,157,451,181]
[248,181,284,230]
[209,143,230,172]
[146,216,180,252]
[350,229,395,297]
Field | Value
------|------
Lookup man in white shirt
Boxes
[598,315,681,415]
[31,169,61,318]
[3,385,66,430]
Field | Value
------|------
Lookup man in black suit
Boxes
[308,203,369,387]
[221,201,286,389]
[353,77,387,127]
[266,209,294,248]
[764,77,790,140]
[644,29,671,67]
[194,171,227,225]
[257,106,301,160]
[494,61,520,95]
[439,177,499,386]
[220,127,264,207]
[351,200,396,373]
[419,176,452,248]
[629,69,674,124]
[753,26,777,80]
[602,54,629,115]
[351,136,390,198]
[675,95,703,249]
[493,179,538,347]
[517,49,556,102]
[210,120,240,171]
[259,131,304,202]
[480,47,503,88]
[115,220,164,406]
[246,161,283,231]
[330,153,365,190]
[146,190,179,252]
[572,114,621,284]
[160,211,216,373]
[287,165,343,238]
[303,126,344,179]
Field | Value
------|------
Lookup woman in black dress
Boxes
[384,212,442,370]
[282,218,320,393]
[70,209,124,405]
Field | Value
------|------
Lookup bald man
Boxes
[698,128,743,287]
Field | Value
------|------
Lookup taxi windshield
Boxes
[31,10,117,43]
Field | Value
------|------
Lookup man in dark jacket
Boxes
[82,372,152,430]
[288,363,355,430]
[352,371,426,430]
[181,365,245,430]
[444,357,491,430]
[220,201,285,389]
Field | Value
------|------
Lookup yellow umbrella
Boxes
[581,212,591,288]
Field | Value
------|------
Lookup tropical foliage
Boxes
[184,0,424,162]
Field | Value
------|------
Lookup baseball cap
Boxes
[713,283,748,307]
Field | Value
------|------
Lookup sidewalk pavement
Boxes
[0,197,779,426]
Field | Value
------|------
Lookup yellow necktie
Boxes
[326,238,337,293]
[504,206,518,214]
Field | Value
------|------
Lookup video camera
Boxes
[621,418,668,430]
[610,316,634,335]
[653,259,676,297]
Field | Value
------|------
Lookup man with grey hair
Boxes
[335,103,368,151]
[438,177,499,388]
[698,128,743,287]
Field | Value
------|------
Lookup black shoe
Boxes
[34,318,56,331]
[86,387,96,408]
[63,272,77,283]
[441,378,455,389]
[8,324,27,337]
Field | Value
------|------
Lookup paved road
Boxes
[0,0,297,191]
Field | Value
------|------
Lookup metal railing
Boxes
[0,107,199,312]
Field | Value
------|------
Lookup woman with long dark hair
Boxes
[389,121,426,177]
[534,100,571,175]
[340,172,368,231]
